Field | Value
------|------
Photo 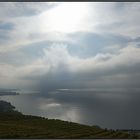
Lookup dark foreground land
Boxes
[0,100,139,139]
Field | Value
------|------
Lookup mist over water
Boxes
[1,88,140,130]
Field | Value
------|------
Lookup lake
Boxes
[0,88,140,130]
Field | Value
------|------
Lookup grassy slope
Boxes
[0,112,138,139]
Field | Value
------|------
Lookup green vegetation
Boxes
[0,100,20,114]
[0,100,139,138]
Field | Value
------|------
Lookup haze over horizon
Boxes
[0,2,140,129]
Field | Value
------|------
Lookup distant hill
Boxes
[0,100,15,112]
[0,91,19,96]
[0,100,139,139]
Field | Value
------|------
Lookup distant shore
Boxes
[0,91,19,96]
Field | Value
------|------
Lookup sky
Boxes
[0,2,140,129]
[0,2,140,90]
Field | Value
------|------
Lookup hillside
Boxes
[0,100,139,139]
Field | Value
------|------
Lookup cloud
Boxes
[1,2,140,54]
[0,22,15,45]
[5,43,138,91]
[67,32,132,57]
[87,2,140,37]
[0,34,140,91]
[0,2,57,18]
[0,2,60,53]
[0,22,15,30]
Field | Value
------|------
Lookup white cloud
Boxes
[1,2,140,54]
[0,2,140,90]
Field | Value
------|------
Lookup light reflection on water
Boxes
[1,88,140,129]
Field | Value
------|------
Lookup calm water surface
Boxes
[1,88,140,129]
